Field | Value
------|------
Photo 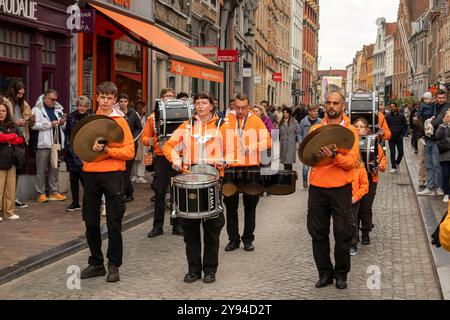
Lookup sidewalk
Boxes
[403,138,450,300]
[0,176,154,285]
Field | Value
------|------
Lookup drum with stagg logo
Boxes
[359,134,378,174]
[171,173,223,219]
[154,99,194,138]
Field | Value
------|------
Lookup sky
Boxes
[318,0,400,71]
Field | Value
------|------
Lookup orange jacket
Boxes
[142,112,164,156]
[163,115,225,168]
[309,115,360,188]
[352,162,369,202]
[379,112,391,141]
[371,143,386,183]
[222,111,271,167]
[83,109,135,173]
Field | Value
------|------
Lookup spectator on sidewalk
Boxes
[118,93,142,203]
[410,103,420,153]
[0,98,25,221]
[131,101,148,184]
[386,102,408,174]
[279,107,300,171]
[431,89,450,130]
[418,92,444,196]
[260,100,276,124]
[434,109,450,202]
[64,96,92,212]
[31,89,67,203]
[3,81,34,209]
[298,105,322,189]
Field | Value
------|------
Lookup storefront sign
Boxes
[67,4,95,33]
[110,0,132,9]
[217,49,238,62]
[254,76,261,84]
[191,46,218,62]
[243,68,252,78]
[0,0,37,20]
[273,72,282,82]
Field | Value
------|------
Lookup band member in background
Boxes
[142,88,183,238]
[307,91,359,290]
[222,92,271,252]
[80,82,134,283]
[350,156,368,257]
[163,91,225,284]
[353,118,386,248]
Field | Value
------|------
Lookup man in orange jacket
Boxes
[307,91,359,290]
[142,88,183,238]
[222,93,271,252]
[80,82,135,283]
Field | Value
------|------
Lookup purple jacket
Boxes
[261,115,274,133]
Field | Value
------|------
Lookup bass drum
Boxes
[265,170,297,195]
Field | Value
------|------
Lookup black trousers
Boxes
[69,171,84,205]
[388,135,404,169]
[358,178,377,233]
[307,184,352,280]
[223,191,259,244]
[153,155,180,230]
[82,172,125,268]
[181,212,225,275]
[350,202,360,245]
[124,142,137,197]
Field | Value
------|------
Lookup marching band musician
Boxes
[162,91,225,284]
[80,82,135,283]
[222,93,272,253]
[307,91,359,290]
[142,88,184,238]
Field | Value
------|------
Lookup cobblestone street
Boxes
[0,162,441,300]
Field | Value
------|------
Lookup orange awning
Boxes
[90,3,223,83]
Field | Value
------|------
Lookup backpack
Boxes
[431,210,450,252]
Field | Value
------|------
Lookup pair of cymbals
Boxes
[70,115,124,162]
[298,124,355,167]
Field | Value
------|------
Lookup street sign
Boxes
[191,46,218,62]
[243,68,252,78]
[217,49,238,62]
[273,72,282,82]
[254,76,262,84]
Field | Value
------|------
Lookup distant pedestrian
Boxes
[386,102,407,174]
[279,107,300,171]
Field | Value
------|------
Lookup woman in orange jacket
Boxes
[350,159,369,256]
[353,118,387,247]
[162,91,225,284]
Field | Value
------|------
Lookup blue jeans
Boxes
[424,141,443,190]
[302,164,310,183]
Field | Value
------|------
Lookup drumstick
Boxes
[181,168,192,174]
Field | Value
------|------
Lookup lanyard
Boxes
[236,114,249,138]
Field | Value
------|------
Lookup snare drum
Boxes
[172,173,222,219]
[265,170,297,195]
[359,134,378,174]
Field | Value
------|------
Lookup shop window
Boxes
[42,37,56,65]
[83,33,94,99]
[0,27,29,61]
[0,62,27,96]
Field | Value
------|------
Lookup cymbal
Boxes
[70,115,124,162]
[299,124,355,167]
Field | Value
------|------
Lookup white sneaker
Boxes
[443,195,449,203]
[389,168,397,174]
[101,204,106,216]
[417,188,436,196]
[135,177,148,184]
[131,176,137,182]
[0,216,3,222]
[436,188,445,196]
[5,214,20,220]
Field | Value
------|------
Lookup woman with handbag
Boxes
[0,98,25,221]
[434,110,450,202]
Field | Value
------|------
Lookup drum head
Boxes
[174,173,217,184]
[190,164,219,177]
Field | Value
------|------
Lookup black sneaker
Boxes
[15,200,28,209]
[203,272,216,284]
[66,203,81,212]
[147,228,164,238]
[184,272,201,283]
[106,264,120,282]
[80,265,106,279]
[225,241,240,251]
[361,234,371,245]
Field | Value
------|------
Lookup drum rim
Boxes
[174,180,219,189]
[174,209,221,219]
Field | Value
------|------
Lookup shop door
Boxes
[97,35,112,84]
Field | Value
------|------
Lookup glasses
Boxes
[234,106,248,111]
[46,96,57,102]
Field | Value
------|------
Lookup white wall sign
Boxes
[254,76,261,84]
[243,68,252,78]
[0,0,37,20]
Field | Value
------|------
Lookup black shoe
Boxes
[106,264,120,282]
[244,243,255,251]
[172,226,183,236]
[147,228,164,238]
[80,265,106,279]
[66,203,81,212]
[203,272,216,284]
[225,241,240,251]
[315,276,333,288]
[361,234,371,245]
[15,200,28,209]
[125,195,134,203]
[335,278,347,289]
[184,272,201,283]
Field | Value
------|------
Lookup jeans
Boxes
[302,165,310,183]
[441,161,450,195]
[424,141,443,190]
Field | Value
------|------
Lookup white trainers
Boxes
[389,168,397,174]
[131,176,137,182]
[0,216,3,222]
[5,214,20,220]
[417,188,436,196]
[436,188,445,196]
[135,177,148,184]
[443,195,449,203]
